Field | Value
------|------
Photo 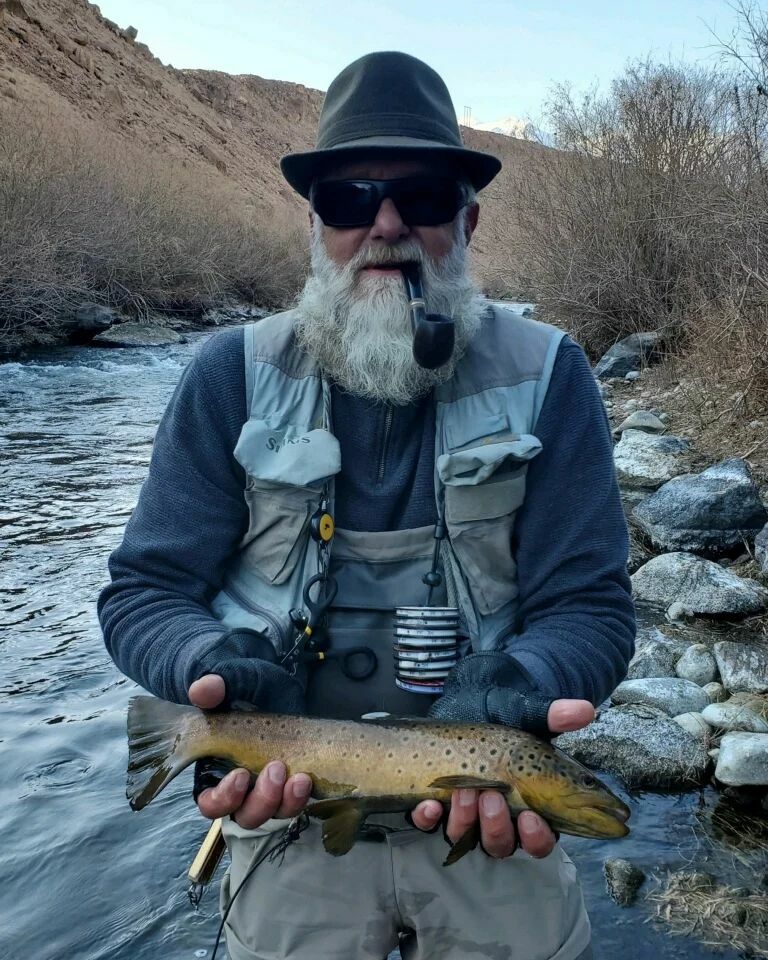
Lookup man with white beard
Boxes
[100,52,634,960]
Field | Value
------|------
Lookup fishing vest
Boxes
[210,305,564,714]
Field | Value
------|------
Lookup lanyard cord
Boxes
[209,815,309,960]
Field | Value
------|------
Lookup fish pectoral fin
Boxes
[306,799,366,857]
[428,775,510,793]
[443,822,480,866]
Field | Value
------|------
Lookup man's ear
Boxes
[464,202,479,244]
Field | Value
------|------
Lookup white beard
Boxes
[294,214,487,404]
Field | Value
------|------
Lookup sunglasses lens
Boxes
[312,177,467,228]
[394,178,464,225]
[312,181,380,227]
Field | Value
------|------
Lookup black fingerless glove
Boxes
[427,652,553,737]
[188,627,306,714]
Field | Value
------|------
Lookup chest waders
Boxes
[210,305,564,719]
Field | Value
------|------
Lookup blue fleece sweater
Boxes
[98,326,635,706]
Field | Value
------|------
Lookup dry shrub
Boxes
[506,3,768,416]
[0,106,308,351]
[649,872,768,955]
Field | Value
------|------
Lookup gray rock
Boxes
[632,459,768,556]
[703,681,728,703]
[666,601,695,622]
[708,748,720,761]
[626,628,689,679]
[631,553,768,616]
[594,331,663,380]
[702,695,768,733]
[715,732,768,786]
[92,323,182,347]
[603,858,646,906]
[615,411,667,435]
[757,523,768,575]
[714,641,768,694]
[63,302,122,340]
[557,703,710,788]
[614,430,691,489]
[612,678,709,716]
[675,644,718,685]
[673,712,712,742]
[624,370,641,381]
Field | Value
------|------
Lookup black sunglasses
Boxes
[310,176,470,228]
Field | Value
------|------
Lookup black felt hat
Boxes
[281,52,502,198]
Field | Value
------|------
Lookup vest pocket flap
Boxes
[445,412,508,450]
[437,435,542,486]
[444,472,527,522]
[235,420,341,489]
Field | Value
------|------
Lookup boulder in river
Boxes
[92,323,182,347]
[631,553,768,616]
[556,703,710,788]
[675,644,718,685]
[603,858,646,906]
[614,430,691,489]
[63,302,122,342]
[714,641,768,694]
[714,732,768,786]
[593,331,663,380]
[702,695,768,733]
[632,459,768,556]
[612,678,709,716]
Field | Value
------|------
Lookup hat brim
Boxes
[280,136,502,199]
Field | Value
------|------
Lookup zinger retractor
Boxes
[401,262,455,369]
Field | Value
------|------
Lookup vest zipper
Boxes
[222,583,290,655]
[377,405,394,484]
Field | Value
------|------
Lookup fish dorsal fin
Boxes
[306,799,366,857]
[443,822,480,866]
[428,775,510,793]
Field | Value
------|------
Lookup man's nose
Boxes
[369,197,410,242]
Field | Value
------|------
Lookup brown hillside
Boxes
[0,0,545,287]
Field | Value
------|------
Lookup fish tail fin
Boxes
[127,695,198,810]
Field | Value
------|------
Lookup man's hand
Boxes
[410,698,595,859]
[189,674,312,829]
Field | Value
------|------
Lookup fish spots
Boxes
[489,748,497,756]
[444,749,452,757]
[410,783,416,790]
[461,762,468,770]
[412,753,419,760]
[469,747,476,755]
[479,764,486,773]
[387,752,394,759]
[429,741,436,747]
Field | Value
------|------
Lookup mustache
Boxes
[351,242,427,271]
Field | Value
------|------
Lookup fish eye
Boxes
[579,773,597,789]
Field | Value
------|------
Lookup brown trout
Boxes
[127,696,629,864]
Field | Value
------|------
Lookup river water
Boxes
[0,331,764,960]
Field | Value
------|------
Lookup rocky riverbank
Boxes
[562,331,768,953]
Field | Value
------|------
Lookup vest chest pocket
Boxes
[438,434,542,615]
[235,419,341,586]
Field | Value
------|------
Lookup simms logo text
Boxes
[266,436,311,452]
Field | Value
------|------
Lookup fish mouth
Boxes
[551,793,631,839]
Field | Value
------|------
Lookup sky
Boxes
[94,0,744,126]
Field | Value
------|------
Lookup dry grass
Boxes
[0,105,308,352]
[649,873,768,955]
